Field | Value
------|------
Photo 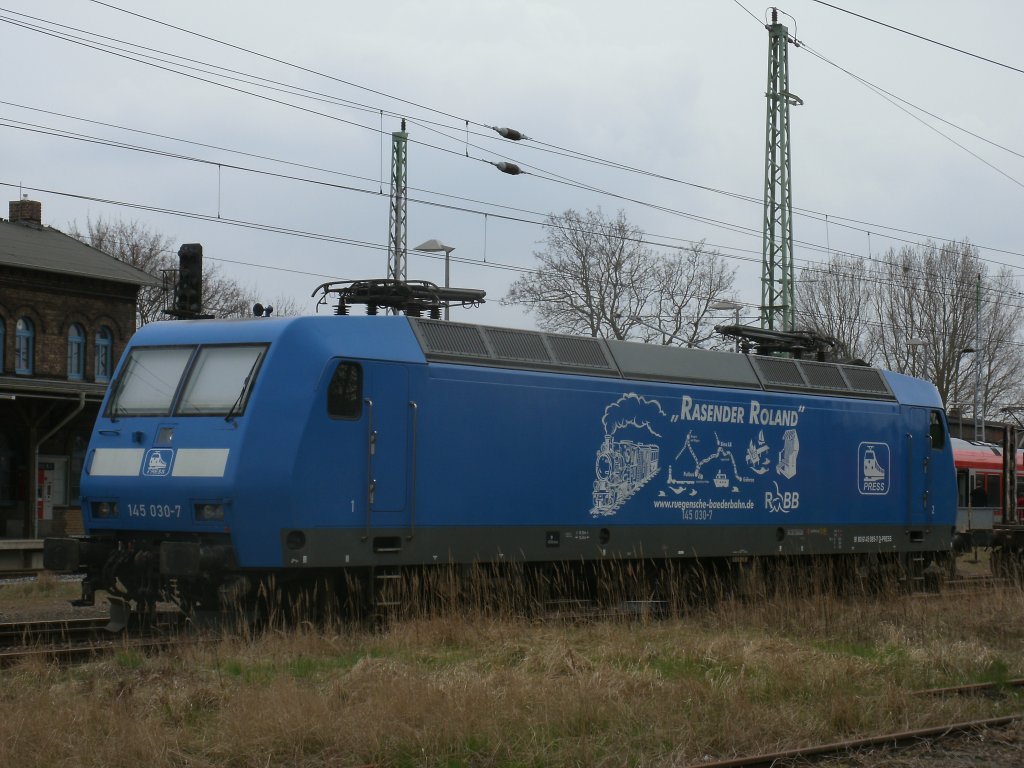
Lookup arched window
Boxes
[67,323,85,380]
[95,326,113,383]
[15,317,34,375]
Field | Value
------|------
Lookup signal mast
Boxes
[761,7,801,332]
[314,120,485,318]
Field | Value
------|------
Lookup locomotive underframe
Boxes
[45,522,957,626]
[276,523,953,567]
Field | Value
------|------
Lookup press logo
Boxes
[857,442,889,495]
[142,448,174,477]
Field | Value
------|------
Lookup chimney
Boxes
[9,197,42,224]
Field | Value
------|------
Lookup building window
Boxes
[15,317,34,374]
[95,326,113,382]
[67,323,85,380]
[0,317,5,372]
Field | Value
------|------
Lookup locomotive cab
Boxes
[45,330,273,621]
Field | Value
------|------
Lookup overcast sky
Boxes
[3,1,1022,329]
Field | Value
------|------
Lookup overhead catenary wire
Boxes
[32,180,1024,359]
[11,170,1024,330]
[0,180,535,275]
[7,109,1024,309]
[799,43,1024,192]
[4,4,1023,282]
[2,4,1022,329]
[0,3,1015,374]
[9,3,1024,255]
[806,0,1024,77]
[2,84,1020,302]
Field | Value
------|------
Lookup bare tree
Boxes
[871,245,928,376]
[975,265,1022,419]
[647,241,736,347]
[202,269,300,319]
[504,209,736,347]
[795,253,873,361]
[797,239,1024,420]
[69,216,299,324]
[68,216,175,327]
[868,241,1024,416]
[904,241,984,408]
[503,209,658,339]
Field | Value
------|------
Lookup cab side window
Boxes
[327,362,362,419]
[929,409,946,450]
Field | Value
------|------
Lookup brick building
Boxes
[0,198,157,538]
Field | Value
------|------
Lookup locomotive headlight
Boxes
[195,503,225,522]
[92,500,118,518]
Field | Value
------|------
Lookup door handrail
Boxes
[407,401,418,540]
[363,397,375,541]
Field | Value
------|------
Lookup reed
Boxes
[2,559,1022,767]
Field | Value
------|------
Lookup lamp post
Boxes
[954,347,975,439]
[414,239,455,320]
[710,300,743,352]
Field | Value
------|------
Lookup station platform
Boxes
[0,539,44,571]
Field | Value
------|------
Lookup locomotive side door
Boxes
[363,362,411,531]
[906,407,936,528]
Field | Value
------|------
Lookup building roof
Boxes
[0,375,108,402]
[0,220,159,286]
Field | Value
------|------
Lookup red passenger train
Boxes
[950,435,1024,565]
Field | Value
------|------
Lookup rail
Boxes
[686,714,1021,768]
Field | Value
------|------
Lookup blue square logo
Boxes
[142,448,174,477]
[858,442,889,495]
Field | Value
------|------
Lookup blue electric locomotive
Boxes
[44,315,957,621]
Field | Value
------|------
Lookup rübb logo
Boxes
[858,442,889,495]
[142,448,174,477]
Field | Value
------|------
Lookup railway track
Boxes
[944,574,1007,590]
[687,716,1022,767]
[0,568,46,582]
[0,616,111,647]
[0,613,186,667]
[0,635,179,667]
[684,678,1024,768]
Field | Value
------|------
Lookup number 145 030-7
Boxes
[128,503,182,518]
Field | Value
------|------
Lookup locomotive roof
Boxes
[125,315,943,407]
[405,318,912,403]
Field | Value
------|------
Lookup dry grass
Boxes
[0,571,72,602]
[2,568,1023,767]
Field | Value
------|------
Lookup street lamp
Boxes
[954,347,975,439]
[710,300,743,352]
[414,239,455,320]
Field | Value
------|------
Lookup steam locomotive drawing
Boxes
[591,435,660,517]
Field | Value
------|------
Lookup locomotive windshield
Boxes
[107,344,267,418]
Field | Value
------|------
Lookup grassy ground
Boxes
[2,566,1023,768]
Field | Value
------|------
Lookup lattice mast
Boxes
[386,119,409,284]
[761,8,801,331]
